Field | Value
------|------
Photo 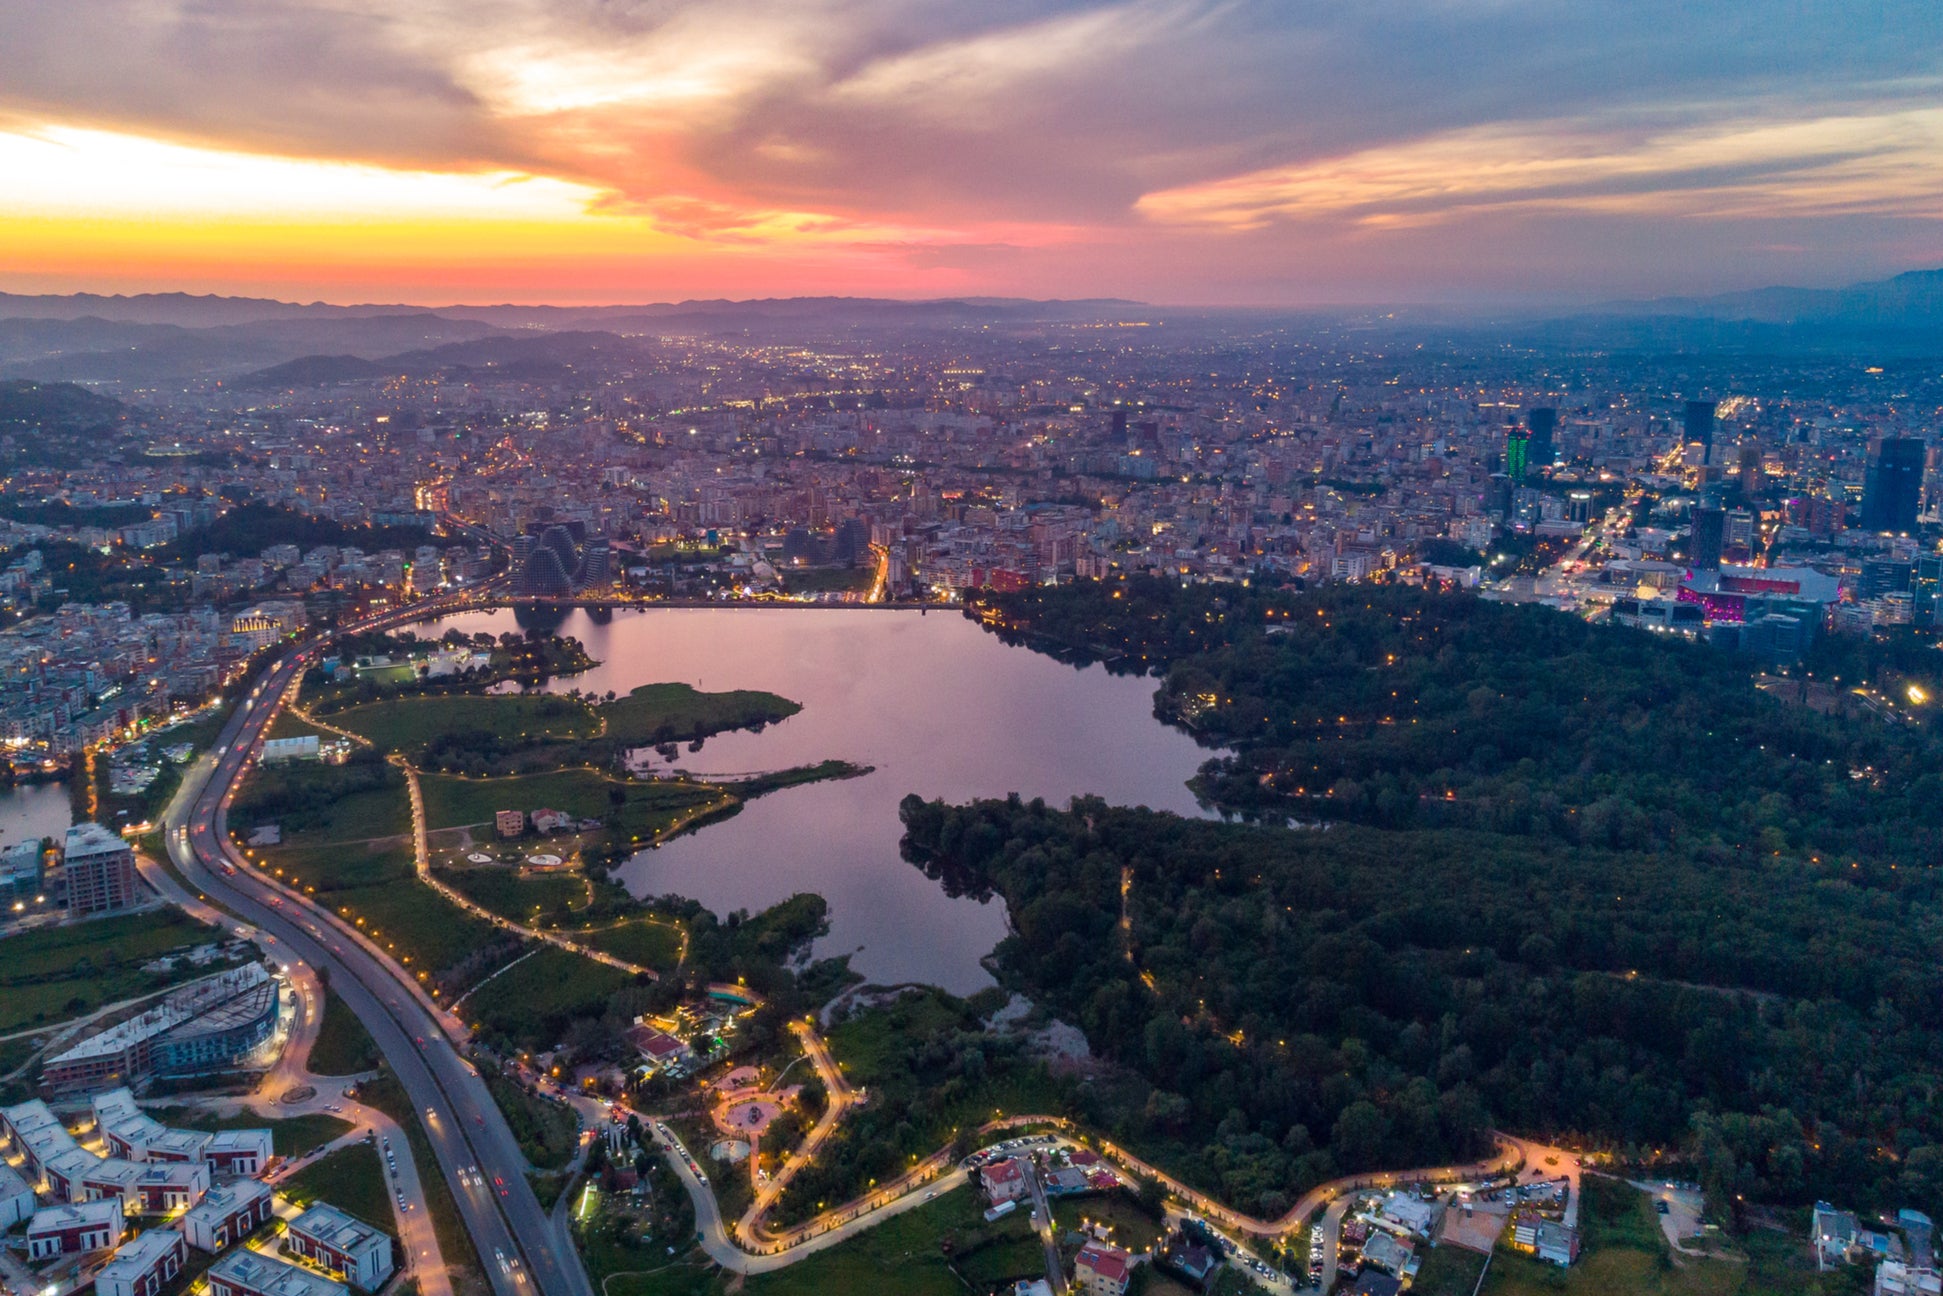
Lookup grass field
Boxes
[333,694,602,753]
[0,907,222,1033]
[439,866,590,925]
[1412,1242,1492,1295]
[308,983,380,1075]
[232,758,413,844]
[740,1190,1041,1296]
[597,683,799,745]
[578,919,684,970]
[279,1140,392,1228]
[1052,1193,1164,1254]
[462,945,637,1047]
[153,1106,355,1159]
[265,711,327,741]
[418,768,723,842]
[264,841,505,980]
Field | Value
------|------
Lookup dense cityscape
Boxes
[0,288,1937,1296]
[7,0,1943,1293]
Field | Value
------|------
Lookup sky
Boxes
[2,0,1941,306]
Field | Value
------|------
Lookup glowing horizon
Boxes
[4,1,1942,305]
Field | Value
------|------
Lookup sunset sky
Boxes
[4,0,1942,305]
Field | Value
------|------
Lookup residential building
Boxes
[1815,1201,1860,1266]
[1510,1213,1581,1267]
[980,1157,1028,1205]
[1876,1262,1943,1296]
[1073,1241,1133,1296]
[42,963,284,1095]
[206,1128,274,1177]
[97,1228,188,1296]
[26,1199,126,1259]
[64,821,139,916]
[206,1249,350,1296]
[181,1180,275,1253]
[95,1088,213,1162]
[0,1163,33,1228]
[495,809,525,839]
[285,1202,395,1291]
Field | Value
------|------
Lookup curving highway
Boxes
[162,599,594,1296]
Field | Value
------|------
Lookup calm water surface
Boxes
[0,780,74,849]
[410,607,1214,992]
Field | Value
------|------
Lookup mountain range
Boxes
[0,273,1937,387]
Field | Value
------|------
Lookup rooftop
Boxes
[209,1249,349,1296]
[64,821,129,858]
[290,1202,385,1252]
[96,1228,182,1281]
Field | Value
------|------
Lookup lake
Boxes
[408,606,1215,993]
[0,780,74,850]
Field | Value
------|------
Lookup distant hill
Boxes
[0,379,125,430]
[1596,267,1943,326]
[236,354,389,388]
[0,312,502,385]
[0,380,134,468]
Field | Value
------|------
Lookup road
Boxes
[1022,1159,1067,1294]
[163,598,594,1296]
[133,849,453,1296]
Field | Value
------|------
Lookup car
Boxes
[925,1190,936,1200]
[1656,1201,1671,1215]
[494,1176,508,1196]
[494,1249,511,1276]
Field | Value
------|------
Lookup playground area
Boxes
[707,1064,801,1140]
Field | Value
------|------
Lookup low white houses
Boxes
[96,1228,188,1296]
[181,1179,275,1253]
[286,1202,395,1291]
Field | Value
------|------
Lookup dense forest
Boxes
[155,502,432,561]
[930,578,1943,1222]
[975,578,1943,872]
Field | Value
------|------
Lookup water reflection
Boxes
[410,607,1214,992]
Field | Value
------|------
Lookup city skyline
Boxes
[4,0,1943,305]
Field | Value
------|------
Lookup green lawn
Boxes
[152,1106,355,1159]
[1052,1193,1164,1255]
[578,919,685,970]
[1412,1243,1492,1296]
[418,768,722,842]
[742,1190,1041,1296]
[439,866,589,925]
[279,1141,392,1229]
[461,945,636,1048]
[0,907,223,1033]
[264,841,507,981]
[485,1070,581,1171]
[333,694,602,753]
[596,683,799,745]
[265,711,327,741]
[308,983,380,1075]
[232,758,412,844]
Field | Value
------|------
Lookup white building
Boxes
[181,1180,275,1253]
[285,1202,395,1291]
[0,1163,33,1228]
[97,1228,188,1296]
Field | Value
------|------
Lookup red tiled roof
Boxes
[1076,1242,1130,1282]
